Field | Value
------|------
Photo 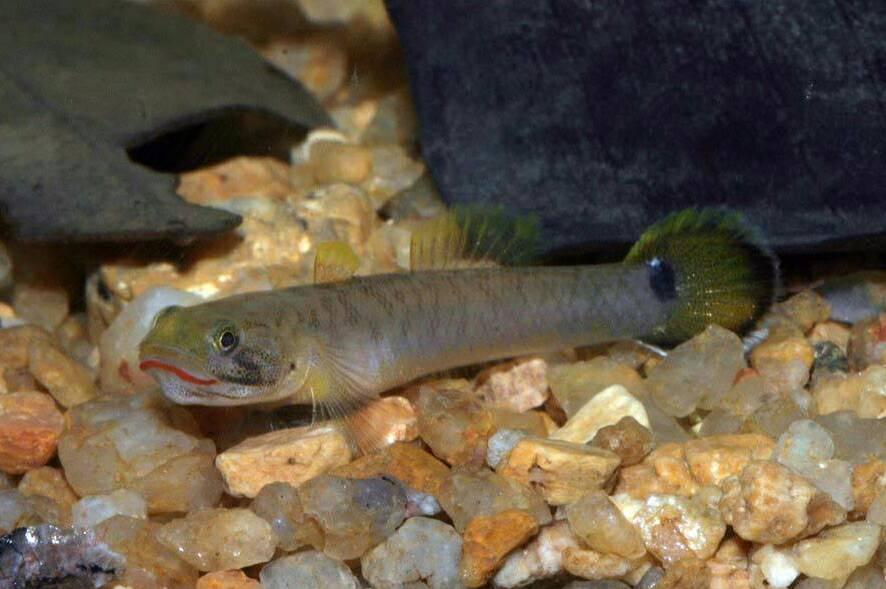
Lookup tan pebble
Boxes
[489,408,549,437]
[296,183,377,250]
[13,274,70,331]
[550,384,648,444]
[262,37,348,101]
[349,395,419,451]
[775,290,831,332]
[718,461,817,544]
[18,466,78,526]
[590,416,654,466]
[493,520,579,588]
[156,508,276,572]
[28,339,96,407]
[750,336,815,393]
[561,546,636,580]
[475,358,549,413]
[0,325,53,369]
[548,357,646,417]
[332,441,450,497]
[615,443,699,499]
[178,157,294,205]
[707,538,751,589]
[813,365,886,417]
[632,494,726,564]
[196,570,261,589]
[851,459,886,518]
[847,313,886,370]
[497,436,620,505]
[460,509,539,587]
[656,557,711,589]
[792,521,881,580]
[95,515,198,588]
[215,424,351,498]
[415,385,494,467]
[801,491,847,538]
[565,490,645,559]
[311,141,373,185]
[3,366,40,393]
[0,391,63,474]
[683,434,774,487]
[809,321,851,353]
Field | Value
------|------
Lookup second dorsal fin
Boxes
[409,205,540,271]
[314,241,361,284]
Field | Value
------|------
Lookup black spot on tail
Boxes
[648,257,677,302]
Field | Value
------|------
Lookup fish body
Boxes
[139,209,779,425]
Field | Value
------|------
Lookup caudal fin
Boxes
[625,209,780,344]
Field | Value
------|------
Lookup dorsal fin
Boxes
[314,241,360,284]
[409,205,540,271]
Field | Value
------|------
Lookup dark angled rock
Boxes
[386,0,886,255]
[0,0,331,243]
[0,524,125,589]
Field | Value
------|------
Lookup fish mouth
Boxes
[138,358,219,386]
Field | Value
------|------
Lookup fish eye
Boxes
[215,327,239,353]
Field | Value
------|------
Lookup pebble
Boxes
[775,290,832,332]
[98,286,202,394]
[565,491,645,559]
[156,508,276,572]
[0,391,64,474]
[847,313,886,369]
[0,324,53,369]
[869,489,886,525]
[705,537,751,589]
[27,338,96,407]
[696,408,744,436]
[590,416,654,466]
[813,365,886,418]
[296,183,377,249]
[12,253,70,331]
[332,441,450,497]
[815,410,886,462]
[774,419,855,510]
[17,466,77,526]
[260,551,360,589]
[250,482,315,552]
[808,321,851,354]
[297,474,407,560]
[754,544,800,588]
[349,395,420,451]
[631,494,726,564]
[0,489,63,533]
[485,428,528,470]
[416,385,494,466]
[493,520,579,588]
[197,570,262,589]
[438,466,551,532]
[72,489,147,528]
[851,459,886,518]
[475,358,549,413]
[714,372,772,417]
[750,335,815,394]
[363,145,426,207]
[718,461,817,544]
[310,141,374,185]
[615,443,700,499]
[792,521,881,580]
[561,545,638,581]
[550,384,649,444]
[361,517,462,589]
[264,34,349,100]
[740,397,808,439]
[497,436,621,505]
[58,393,223,513]
[362,89,419,146]
[460,509,539,587]
[95,515,198,589]
[645,325,746,416]
[548,357,646,417]
[215,424,352,498]
[682,433,775,487]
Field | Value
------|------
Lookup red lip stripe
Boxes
[139,360,219,386]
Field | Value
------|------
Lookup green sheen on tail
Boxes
[625,208,780,344]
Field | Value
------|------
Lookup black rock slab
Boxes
[0,0,331,243]
[386,0,886,255]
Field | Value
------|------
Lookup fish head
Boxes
[138,301,292,405]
